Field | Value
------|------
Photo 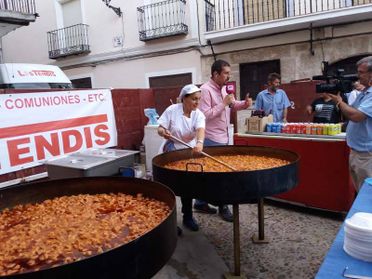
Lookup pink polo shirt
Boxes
[200,79,248,144]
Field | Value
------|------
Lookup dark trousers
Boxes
[164,140,193,219]
[181,197,193,219]
[194,138,227,209]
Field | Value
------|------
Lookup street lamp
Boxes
[102,0,122,17]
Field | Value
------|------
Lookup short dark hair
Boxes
[211,59,230,75]
[357,56,372,72]
[267,73,281,83]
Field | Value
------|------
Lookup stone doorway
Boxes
[239,60,280,100]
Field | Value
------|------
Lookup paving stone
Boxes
[154,199,342,279]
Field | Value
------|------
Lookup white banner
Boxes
[0,89,117,175]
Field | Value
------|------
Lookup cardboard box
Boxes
[247,115,273,132]
[237,109,253,133]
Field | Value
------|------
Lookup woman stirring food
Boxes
[157,84,205,231]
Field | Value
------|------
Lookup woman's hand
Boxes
[158,127,171,139]
[192,141,203,154]
[162,129,171,139]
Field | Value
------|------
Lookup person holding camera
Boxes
[327,56,372,191]
[306,92,346,123]
[255,73,291,122]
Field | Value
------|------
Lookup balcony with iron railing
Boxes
[47,24,90,60]
[0,0,36,15]
[0,0,37,37]
[205,0,372,42]
[137,0,188,41]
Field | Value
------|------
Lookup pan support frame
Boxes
[224,198,269,279]
[252,198,270,244]
[224,203,246,279]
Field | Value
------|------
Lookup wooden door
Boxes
[71,77,92,89]
[239,60,280,100]
[149,73,192,115]
[149,73,192,88]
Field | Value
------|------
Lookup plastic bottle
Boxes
[283,124,289,133]
[279,123,284,133]
[266,123,272,132]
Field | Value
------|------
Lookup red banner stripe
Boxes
[0,114,108,139]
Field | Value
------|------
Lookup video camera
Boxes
[312,61,358,94]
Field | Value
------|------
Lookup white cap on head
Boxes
[179,84,201,101]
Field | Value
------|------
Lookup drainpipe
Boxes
[0,39,3,63]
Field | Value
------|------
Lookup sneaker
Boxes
[219,205,233,222]
[193,203,217,214]
[182,217,199,231]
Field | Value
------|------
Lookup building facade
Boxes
[1,0,372,98]
[0,0,38,60]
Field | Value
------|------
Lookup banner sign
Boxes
[0,89,117,175]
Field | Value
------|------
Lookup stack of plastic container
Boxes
[344,212,372,262]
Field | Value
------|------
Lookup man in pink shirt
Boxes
[194,59,252,222]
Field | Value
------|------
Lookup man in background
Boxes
[306,93,345,123]
[255,73,291,122]
[194,59,252,222]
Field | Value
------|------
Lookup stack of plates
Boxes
[344,212,372,262]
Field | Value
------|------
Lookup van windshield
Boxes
[0,83,73,89]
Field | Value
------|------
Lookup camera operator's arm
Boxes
[326,93,367,122]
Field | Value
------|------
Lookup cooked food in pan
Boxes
[0,193,170,276]
[164,155,290,172]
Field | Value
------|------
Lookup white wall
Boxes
[1,1,57,64]
[64,50,202,88]
[1,0,200,63]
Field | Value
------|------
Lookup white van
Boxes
[0,63,73,89]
